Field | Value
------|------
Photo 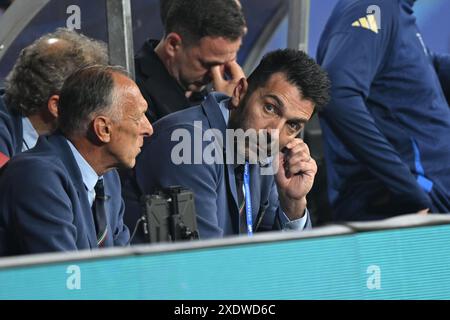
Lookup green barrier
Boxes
[1,217,450,299]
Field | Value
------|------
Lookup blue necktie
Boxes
[234,165,247,234]
[92,179,108,247]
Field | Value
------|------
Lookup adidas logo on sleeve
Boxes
[352,14,379,34]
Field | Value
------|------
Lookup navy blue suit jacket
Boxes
[123,93,311,242]
[0,93,22,164]
[0,133,130,256]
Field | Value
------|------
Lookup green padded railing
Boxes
[1,214,450,299]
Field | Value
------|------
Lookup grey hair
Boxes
[4,28,108,116]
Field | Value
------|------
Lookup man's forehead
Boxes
[113,74,146,108]
[196,36,241,61]
[258,73,300,100]
[113,74,135,96]
[256,73,314,119]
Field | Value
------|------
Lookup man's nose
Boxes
[142,117,153,137]
[264,121,286,147]
[207,64,225,80]
[265,119,284,132]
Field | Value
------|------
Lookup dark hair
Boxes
[0,0,12,10]
[165,0,246,45]
[247,49,330,111]
[159,0,173,25]
[58,65,129,135]
[4,28,108,116]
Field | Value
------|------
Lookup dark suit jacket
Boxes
[0,93,22,166]
[123,93,311,242]
[135,39,208,123]
[0,133,130,256]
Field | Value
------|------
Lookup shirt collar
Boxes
[21,117,39,151]
[218,98,231,124]
[66,138,99,192]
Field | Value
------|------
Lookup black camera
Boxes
[141,186,199,243]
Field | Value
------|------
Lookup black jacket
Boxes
[0,92,22,163]
[134,39,208,123]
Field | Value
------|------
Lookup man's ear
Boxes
[47,95,59,119]
[164,32,183,58]
[92,116,112,143]
[229,77,248,109]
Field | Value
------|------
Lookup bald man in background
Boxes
[0,28,108,167]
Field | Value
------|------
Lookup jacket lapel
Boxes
[250,164,262,228]
[101,174,114,247]
[11,112,23,155]
[0,96,24,155]
[201,94,265,233]
[47,134,98,248]
[202,93,241,232]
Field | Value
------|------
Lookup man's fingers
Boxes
[288,146,310,161]
[288,153,312,167]
[284,139,311,162]
[285,138,309,152]
[210,65,224,86]
[226,60,245,81]
[286,157,317,176]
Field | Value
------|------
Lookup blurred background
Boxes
[1,0,449,82]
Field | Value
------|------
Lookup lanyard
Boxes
[243,162,253,236]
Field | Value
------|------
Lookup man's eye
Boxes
[287,122,301,133]
[264,104,276,114]
[200,60,216,69]
[129,115,141,124]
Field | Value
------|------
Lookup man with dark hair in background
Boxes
[135,0,247,123]
[0,65,153,256]
[124,49,330,242]
[0,28,108,167]
[159,0,242,25]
